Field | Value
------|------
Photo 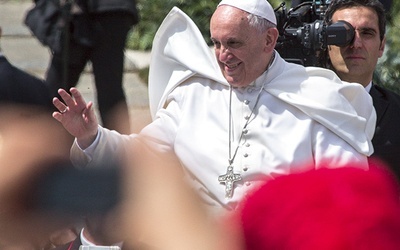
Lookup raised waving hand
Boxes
[52,88,99,149]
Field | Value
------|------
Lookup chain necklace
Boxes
[218,52,275,199]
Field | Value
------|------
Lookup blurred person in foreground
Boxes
[3,122,400,250]
[322,0,400,179]
[51,0,375,246]
[0,106,76,249]
[0,112,238,250]
[0,25,79,249]
[5,135,400,250]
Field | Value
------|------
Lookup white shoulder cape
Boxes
[148,7,376,156]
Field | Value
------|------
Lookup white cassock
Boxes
[71,7,376,214]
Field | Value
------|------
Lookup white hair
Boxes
[247,13,276,33]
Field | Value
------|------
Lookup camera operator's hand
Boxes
[52,88,99,149]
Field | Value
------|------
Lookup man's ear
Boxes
[265,28,279,52]
[379,36,386,57]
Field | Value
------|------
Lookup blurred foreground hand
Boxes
[0,105,243,249]
[114,137,244,250]
[0,105,74,248]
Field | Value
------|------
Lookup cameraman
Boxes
[323,0,400,179]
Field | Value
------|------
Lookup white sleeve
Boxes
[312,123,369,170]
[70,126,134,168]
[70,87,184,168]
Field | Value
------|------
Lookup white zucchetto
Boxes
[218,0,277,25]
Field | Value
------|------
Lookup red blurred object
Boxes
[239,163,400,250]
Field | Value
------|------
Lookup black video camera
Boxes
[274,0,355,66]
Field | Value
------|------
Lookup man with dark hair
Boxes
[323,0,400,178]
[379,0,392,12]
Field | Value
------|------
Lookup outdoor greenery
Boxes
[126,0,220,51]
[128,0,399,93]
[375,0,400,94]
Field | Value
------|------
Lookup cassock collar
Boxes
[250,52,276,89]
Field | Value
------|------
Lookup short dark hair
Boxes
[324,0,386,41]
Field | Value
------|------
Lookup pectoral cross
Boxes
[218,166,242,198]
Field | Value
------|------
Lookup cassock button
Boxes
[244,100,250,105]
[244,153,249,157]
[245,143,250,147]
[243,129,248,134]
[243,166,249,171]
[244,115,250,120]
[245,181,251,186]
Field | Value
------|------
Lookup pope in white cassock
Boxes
[53,0,376,215]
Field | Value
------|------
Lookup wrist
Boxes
[77,129,98,149]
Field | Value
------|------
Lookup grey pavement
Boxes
[0,0,152,132]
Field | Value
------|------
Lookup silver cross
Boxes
[218,166,242,198]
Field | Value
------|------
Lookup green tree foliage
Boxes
[127,0,220,51]
[375,1,400,94]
